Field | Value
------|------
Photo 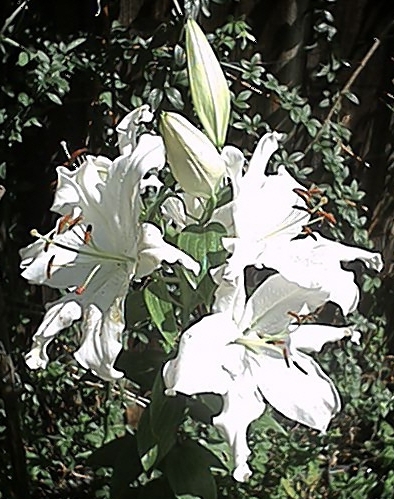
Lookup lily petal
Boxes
[221,145,245,198]
[261,233,382,315]
[163,313,241,396]
[116,105,155,156]
[254,350,341,432]
[74,300,124,381]
[238,274,329,335]
[211,266,246,325]
[213,370,266,482]
[136,223,200,278]
[25,301,82,369]
[241,132,282,190]
[290,324,362,353]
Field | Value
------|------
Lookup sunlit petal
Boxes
[25,301,82,369]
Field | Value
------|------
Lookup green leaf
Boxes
[137,374,185,471]
[165,87,184,110]
[148,88,163,111]
[17,92,30,107]
[280,477,298,499]
[177,223,227,284]
[345,91,360,105]
[0,162,6,179]
[65,37,86,53]
[47,92,62,105]
[162,440,222,499]
[144,281,177,348]
[257,408,288,436]
[99,91,113,108]
[87,433,143,499]
[17,51,30,67]
[115,349,165,390]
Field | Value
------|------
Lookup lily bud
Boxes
[185,18,230,148]
[160,111,226,199]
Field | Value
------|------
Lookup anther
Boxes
[84,224,93,244]
[46,255,55,279]
[283,347,291,368]
[301,226,317,240]
[60,140,71,160]
[67,215,84,230]
[57,214,73,234]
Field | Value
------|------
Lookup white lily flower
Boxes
[20,106,199,381]
[213,131,383,314]
[163,273,360,481]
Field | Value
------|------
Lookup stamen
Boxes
[301,226,317,240]
[57,214,73,234]
[316,209,336,225]
[283,347,291,368]
[75,264,101,295]
[60,140,71,160]
[84,224,93,244]
[68,215,84,230]
[293,360,308,375]
[46,255,55,279]
[287,310,315,324]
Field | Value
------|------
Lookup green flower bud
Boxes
[185,18,230,148]
[160,111,226,199]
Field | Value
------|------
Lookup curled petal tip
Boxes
[233,463,253,482]
[348,328,361,345]
[25,349,47,370]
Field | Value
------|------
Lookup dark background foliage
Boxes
[0,1,393,498]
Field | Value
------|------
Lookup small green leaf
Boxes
[165,86,184,110]
[99,91,112,108]
[345,91,360,105]
[47,92,62,105]
[65,37,86,53]
[17,51,30,67]
[177,223,227,283]
[148,88,164,111]
[17,92,30,107]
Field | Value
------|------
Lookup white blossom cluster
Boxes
[20,18,384,483]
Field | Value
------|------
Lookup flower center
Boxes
[31,213,136,294]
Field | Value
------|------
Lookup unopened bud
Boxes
[160,111,226,199]
[185,18,230,148]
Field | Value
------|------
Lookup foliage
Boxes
[0,1,392,499]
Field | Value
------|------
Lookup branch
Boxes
[0,0,29,35]
[305,20,394,154]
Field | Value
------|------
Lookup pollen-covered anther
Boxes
[57,214,73,234]
[67,215,84,230]
[74,264,101,296]
[84,224,93,244]
[315,209,337,226]
[301,225,317,240]
[44,231,55,252]
[287,310,315,325]
[293,186,324,205]
[46,255,55,279]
